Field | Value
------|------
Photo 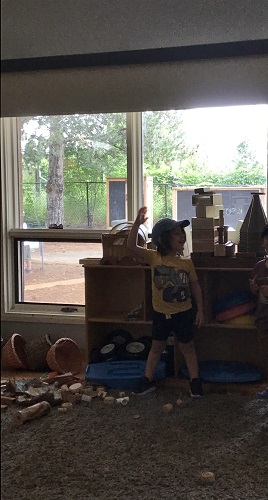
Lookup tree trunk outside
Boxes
[46,118,65,227]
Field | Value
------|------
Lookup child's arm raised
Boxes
[127,207,149,261]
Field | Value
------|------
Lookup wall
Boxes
[1,321,86,349]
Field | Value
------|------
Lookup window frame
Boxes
[1,110,267,324]
[1,114,143,323]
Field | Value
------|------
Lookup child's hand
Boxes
[259,284,268,297]
[195,309,205,328]
[135,206,148,226]
[249,275,258,294]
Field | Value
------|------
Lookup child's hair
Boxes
[156,227,186,256]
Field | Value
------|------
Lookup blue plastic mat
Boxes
[86,360,166,390]
[180,360,262,383]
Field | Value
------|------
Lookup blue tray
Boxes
[86,360,166,390]
[180,360,261,383]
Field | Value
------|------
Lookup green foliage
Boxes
[21,114,266,227]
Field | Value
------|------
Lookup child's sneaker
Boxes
[256,387,268,400]
[190,378,204,398]
[132,376,156,395]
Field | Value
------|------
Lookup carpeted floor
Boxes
[1,387,268,500]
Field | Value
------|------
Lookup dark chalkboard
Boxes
[176,189,261,229]
[108,180,127,226]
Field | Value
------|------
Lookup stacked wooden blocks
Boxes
[191,188,235,257]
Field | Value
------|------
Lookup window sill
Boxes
[2,309,86,325]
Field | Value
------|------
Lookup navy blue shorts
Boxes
[152,308,194,343]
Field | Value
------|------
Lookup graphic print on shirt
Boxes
[153,265,190,303]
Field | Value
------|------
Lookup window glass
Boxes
[19,240,102,305]
[20,114,127,229]
[142,105,267,229]
[19,113,127,306]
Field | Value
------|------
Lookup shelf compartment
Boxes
[85,320,153,360]
[194,328,259,365]
[84,266,148,320]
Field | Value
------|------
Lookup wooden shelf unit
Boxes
[80,256,262,374]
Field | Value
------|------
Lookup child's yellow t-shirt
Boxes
[144,250,198,315]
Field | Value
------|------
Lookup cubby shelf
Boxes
[80,256,261,372]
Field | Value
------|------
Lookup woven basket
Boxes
[1,333,28,369]
[46,338,82,374]
[24,334,53,370]
[102,223,146,262]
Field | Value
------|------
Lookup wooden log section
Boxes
[14,401,51,425]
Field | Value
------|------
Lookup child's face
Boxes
[169,226,186,253]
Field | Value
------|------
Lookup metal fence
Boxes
[23,181,173,228]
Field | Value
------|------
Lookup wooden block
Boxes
[69,383,83,393]
[81,394,92,403]
[192,193,222,206]
[191,252,214,259]
[14,401,51,425]
[224,242,236,256]
[63,393,77,404]
[104,396,115,405]
[214,242,236,256]
[196,205,224,218]
[192,218,217,229]
[61,402,73,410]
[162,403,173,413]
[219,209,224,227]
[1,396,16,406]
[192,240,215,252]
[235,252,257,258]
[192,228,218,240]
[214,244,226,256]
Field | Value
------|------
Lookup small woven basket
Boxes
[102,223,146,262]
[1,333,28,369]
[24,334,53,370]
[46,338,82,374]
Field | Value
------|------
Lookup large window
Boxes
[142,105,267,227]
[1,105,267,319]
[21,114,127,229]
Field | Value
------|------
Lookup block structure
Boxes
[191,188,235,257]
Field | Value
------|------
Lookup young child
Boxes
[127,206,204,397]
[249,224,268,399]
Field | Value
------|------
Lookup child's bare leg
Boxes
[178,340,199,380]
[145,340,166,381]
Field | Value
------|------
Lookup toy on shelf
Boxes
[191,188,235,257]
